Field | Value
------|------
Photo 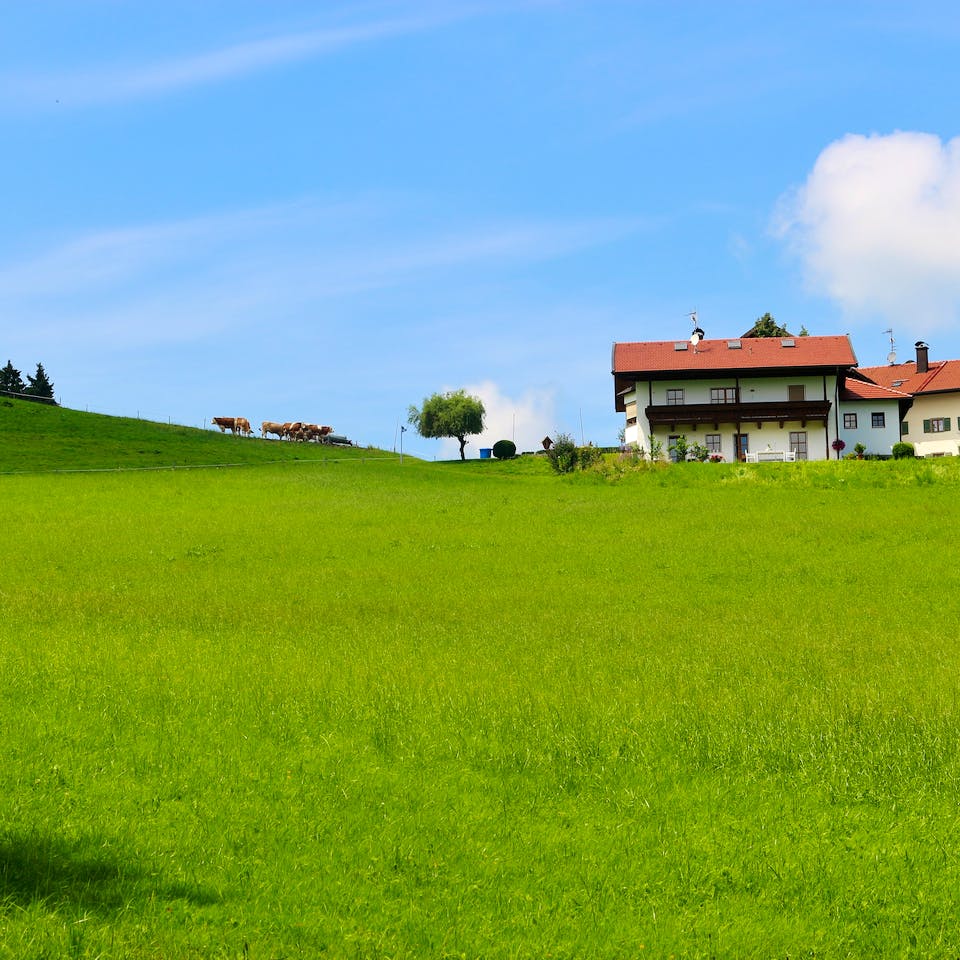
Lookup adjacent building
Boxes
[860,341,960,457]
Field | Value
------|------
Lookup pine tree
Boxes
[25,362,54,400]
[742,312,792,338]
[0,360,25,394]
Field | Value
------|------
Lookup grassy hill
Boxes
[0,398,396,473]
[3,406,960,957]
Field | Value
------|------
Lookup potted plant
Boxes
[831,438,846,458]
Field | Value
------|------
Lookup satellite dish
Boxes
[887,350,897,364]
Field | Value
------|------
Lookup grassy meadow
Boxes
[3,401,960,957]
[0,397,385,474]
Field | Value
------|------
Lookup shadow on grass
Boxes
[0,831,219,915]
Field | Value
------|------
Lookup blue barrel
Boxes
[479,448,492,459]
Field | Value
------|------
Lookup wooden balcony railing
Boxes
[645,399,831,429]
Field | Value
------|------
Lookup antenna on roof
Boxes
[884,327,897,365]
[689,310,705,351]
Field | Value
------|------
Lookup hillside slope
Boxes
[0,398,394,473]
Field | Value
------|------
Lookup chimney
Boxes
[915,341,929,374]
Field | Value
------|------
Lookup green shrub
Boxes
[576,444,603,469]
[492,439,516,459]
[892,441,915,459]
[547,434,604,473]
[548,433,578,473]
[669,435,689,462]
[689,442,709,462]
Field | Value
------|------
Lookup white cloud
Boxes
[775,131,960,327]
[433,381,557,459]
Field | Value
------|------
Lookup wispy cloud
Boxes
[0,198,641,348]
[3,4,496,108]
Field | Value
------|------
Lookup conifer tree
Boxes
[0,360,25,394]
[25,362,54,400]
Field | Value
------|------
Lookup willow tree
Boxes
[408,389,485,461]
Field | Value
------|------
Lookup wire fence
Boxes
[0,455,400,478]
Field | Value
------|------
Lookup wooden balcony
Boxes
[644,399,831,429]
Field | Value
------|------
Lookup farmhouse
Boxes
[859,341,960,457]
[613,330,912,461]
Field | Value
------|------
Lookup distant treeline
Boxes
[1,359,56,404]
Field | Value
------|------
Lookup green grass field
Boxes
[2,400,960,957]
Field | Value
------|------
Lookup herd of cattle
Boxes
[212,417,349,444]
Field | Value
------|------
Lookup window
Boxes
[843,413,857,429]
[871,412,885,428]
[710,387,738,404]
[666,388,684,406]
[706,434,721,453]
[902,422,909,436]
[668,435,681,463]
[789,431,808,460]
[788,384,805,402]
[924,418,951,433]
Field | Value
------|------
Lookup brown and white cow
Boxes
[212,417,237,434]
[235,417,253,437]
[302,423,333,442]
[261,420,285,440]
[283,421,304,440]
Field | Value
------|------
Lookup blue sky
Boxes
[3,1,960,457]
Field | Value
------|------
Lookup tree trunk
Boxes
[458,435,467,460]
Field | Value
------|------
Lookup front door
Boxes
[734,433,749,461]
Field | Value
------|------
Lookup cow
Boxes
[212,417,237,434]
[302,423,333,442]
[261,420,285,440]
[235,417,253,437]
[283,421,303,440]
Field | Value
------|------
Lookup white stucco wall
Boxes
[836,399,902,456]
[902,394,960,456]
[621,375,841,461]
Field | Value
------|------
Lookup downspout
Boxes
[647,380,654,451]
[832,371,840,459]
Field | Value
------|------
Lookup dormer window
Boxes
[781,338,795,348]
[674,342,688,351]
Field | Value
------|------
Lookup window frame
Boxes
[789,431,808,460]
[710,386,738,404]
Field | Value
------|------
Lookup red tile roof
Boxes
[840,379,911,401]
[613,335,857,374]
[859,359,960,396]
